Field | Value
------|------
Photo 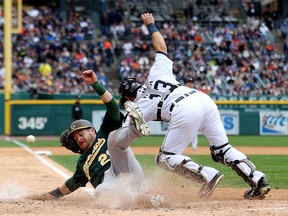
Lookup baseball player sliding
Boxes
[27,70,149,200]
[116,12,271,199]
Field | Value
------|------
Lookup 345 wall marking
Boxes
[18,117,48,130]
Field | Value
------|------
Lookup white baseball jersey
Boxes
[130,53,228,153]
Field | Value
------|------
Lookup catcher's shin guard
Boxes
[156,152,206,184]
[156,152,222,198]
[210,143,264,188]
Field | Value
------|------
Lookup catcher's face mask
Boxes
[119,78,142,107]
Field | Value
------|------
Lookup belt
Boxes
[156,93,169,120]
[156,84,179,120]
[169,90,197,112]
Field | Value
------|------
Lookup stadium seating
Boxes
[0,1,286,97]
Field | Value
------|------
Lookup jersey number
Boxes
[148,80,177,99]
[98,150,110,166]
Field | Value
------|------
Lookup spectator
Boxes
[262,6,273,30]
[122,39,133,56]
[271,10,280,29]
[104,38,114,67]
[280,17,288,39]
[246,3,259,30]
[183,0,194,21]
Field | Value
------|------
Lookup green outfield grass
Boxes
[1,135,288,147]
[1,135,288,190]
[50,154,288,190]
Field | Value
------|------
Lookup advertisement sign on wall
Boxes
[260,111,288,135]
[219,110,239,135]
[92,110,240,135]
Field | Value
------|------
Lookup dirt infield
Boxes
[1,146,288,216]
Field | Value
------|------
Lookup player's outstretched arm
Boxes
[81,69,120,121]
[80,70,113,103]
[141,12,167,54]
[27,184,73,200]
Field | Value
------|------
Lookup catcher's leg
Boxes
[198,94,271,200]
[158,95,223,198]
[156,151,223,198]
[210,143,271,200]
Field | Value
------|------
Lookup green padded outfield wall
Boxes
[8,103,286,136]
[10,102,106,136]
[1,93,288,136]
[239,111,259,135]
[1,92,108,136]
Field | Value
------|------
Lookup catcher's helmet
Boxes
[186,77,194,83]
[68,119,94,138]
[119,78,142,107]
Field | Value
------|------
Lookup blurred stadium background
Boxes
[0,0,287,136]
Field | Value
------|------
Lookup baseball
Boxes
[148,194,164,207]
[26,135,36,144]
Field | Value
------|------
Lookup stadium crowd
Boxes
[116,0,287,96]
[0,6,111,95]
[0,0,287,97]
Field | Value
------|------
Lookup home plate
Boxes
[34,150,52,156]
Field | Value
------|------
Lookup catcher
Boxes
[116,12,271,200]
[28,69,149,200]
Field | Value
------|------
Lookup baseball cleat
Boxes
[198,172,224,198]
[124,101,150,136]
[243,176,271,200]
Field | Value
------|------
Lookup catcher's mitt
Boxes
[60,129,83,154]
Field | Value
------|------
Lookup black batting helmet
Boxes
[186,77,194,83]
[119,78,142,107]
[68,119,94,138]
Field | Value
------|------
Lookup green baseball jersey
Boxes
[65,97,123,191]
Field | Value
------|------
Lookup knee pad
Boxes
[210,143,231,164]
[155,152,206,184]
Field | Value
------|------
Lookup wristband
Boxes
[147,23,159,35]
[91,81,106,96]
[49,187,64,198]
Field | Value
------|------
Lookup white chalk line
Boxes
[247,206,288,212]
[9,138,94,196]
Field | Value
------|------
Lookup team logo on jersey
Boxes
[83,138,110,180]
